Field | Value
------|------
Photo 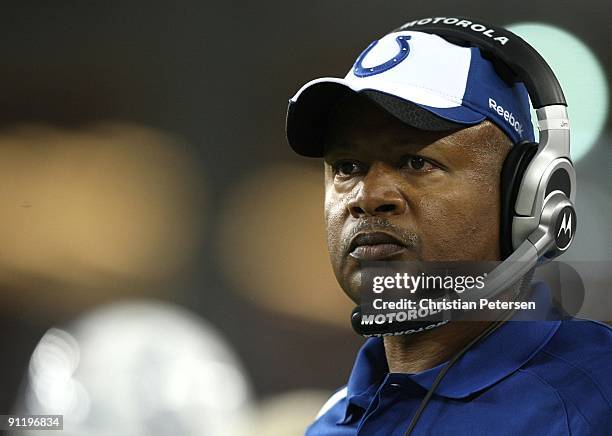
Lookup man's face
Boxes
[323,95,512,302]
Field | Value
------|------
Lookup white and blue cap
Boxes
[286,30,535,157]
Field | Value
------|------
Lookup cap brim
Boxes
[286,79,486,157]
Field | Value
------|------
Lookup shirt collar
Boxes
[343,282,561,415]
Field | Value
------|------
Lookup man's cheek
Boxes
[325,188,351,230]
[324,181,342,219]
[324,202,346,256]
[417,195,476,258]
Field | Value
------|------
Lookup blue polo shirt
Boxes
[307,299,612,434]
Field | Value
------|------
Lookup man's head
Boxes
[323,94,511,301]
[286,29,535,301]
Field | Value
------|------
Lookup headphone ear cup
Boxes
[500,141,539,259]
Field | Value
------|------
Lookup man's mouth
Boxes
[348,232,408,261]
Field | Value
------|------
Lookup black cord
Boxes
[403,308,517,436]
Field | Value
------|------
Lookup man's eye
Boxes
[401,156,435,172]
[334,160,364,177]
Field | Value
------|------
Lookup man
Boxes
[286,23,612,435]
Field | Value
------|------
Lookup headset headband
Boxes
[396,17,566,109]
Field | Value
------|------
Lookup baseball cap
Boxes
[286,30,535,157]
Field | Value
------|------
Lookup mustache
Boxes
[341,217,419,255]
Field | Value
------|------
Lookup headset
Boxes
[351,16,577,338]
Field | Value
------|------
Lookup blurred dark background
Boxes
[0,1,610,435]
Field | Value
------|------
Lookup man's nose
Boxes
[347,164,407,218]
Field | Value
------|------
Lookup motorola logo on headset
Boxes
[400,17,510,45]
[555,206,576,250]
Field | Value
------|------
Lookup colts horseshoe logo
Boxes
[353,35,412,77]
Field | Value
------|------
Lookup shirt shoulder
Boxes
[305,386,350,436]
[523,320,612,434]
[541,319,612,387]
